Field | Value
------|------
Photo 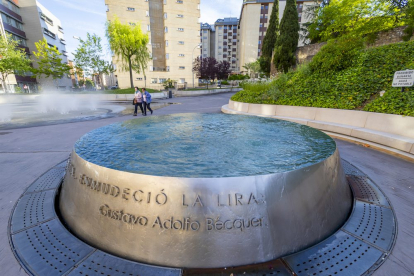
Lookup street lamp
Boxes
[192,43,202,88]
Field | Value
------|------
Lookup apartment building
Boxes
[200,22,214,58]
[214,17,239,72]
[19,0,71,91]
[0,0,37,93]
[238,0,316,70]
[105,0,201,90]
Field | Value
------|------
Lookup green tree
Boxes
[31,38,71,89]
[243,60,261,78]
[106,17,150,88]
[0,33,31,93]
[131,47,151,87]
[273,0,299,73]
[307,0,406,42]
[73,33,114,90]
[260,0,279,74]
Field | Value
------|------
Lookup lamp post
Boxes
[192,43,202,88]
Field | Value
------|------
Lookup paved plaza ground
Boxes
[0,92,413,275]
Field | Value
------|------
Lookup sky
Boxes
[36,0,243,61]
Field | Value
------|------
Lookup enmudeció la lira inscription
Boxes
[67,163,267,232]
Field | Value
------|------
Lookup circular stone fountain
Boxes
[59,113,352,268]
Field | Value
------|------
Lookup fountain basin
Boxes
[59,113,352,268]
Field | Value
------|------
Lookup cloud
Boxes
[200,0,243,24]
[52,0,106,17]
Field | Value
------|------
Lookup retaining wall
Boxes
[223,100,414,159]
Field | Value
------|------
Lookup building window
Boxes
[39,12,53,26]
[105,4,109,11]
[127,7,135,11]
[129,22,136,26]
[176,0,183,3]
[1,13,24,31]
[167,66,170,71]
[258,40,261,44]
[3,0,20,14]
[147,25,150,31]
[165,40,169,46]
[146,11,149,16]
[151,78,157,84]
[43,28,56,39]
[180,78,185,83]
[136,78,143,81]
[166,53,169,59]
[178,41,184,45]
[177,14,183,18]
[159,78,167,83]
[165,27,168,32]
[7,31,26,46]
[164,0,167,4]
[177,28,184,31]
[60,38,66,45]
[164,13,167,19]
[62,50,68,56]
[179,66,185,70]
[178,54,185,57]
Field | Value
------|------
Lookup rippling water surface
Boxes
[74,113,336,178]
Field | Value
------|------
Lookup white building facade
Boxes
[19,0,72,91]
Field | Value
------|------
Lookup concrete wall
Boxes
[224,100,414,156]
[174,87,242,96]
[296,26,414,64]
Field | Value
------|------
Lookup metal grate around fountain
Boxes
[8,159,396,276]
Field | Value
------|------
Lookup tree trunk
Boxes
[1,76,7,93]
[128,56,133,88]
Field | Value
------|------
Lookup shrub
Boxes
[309,36,365,73]
[231,40,414,116]
[229,74,249,81]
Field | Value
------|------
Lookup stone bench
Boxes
[223,100,414,157]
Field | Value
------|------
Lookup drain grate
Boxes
[283,231,384,276]
[183,259,292,275]
[11,189,56,233]
[347,175,389,207]
[12,218,94,276]
[342,201,395,251]
[9,159,397,276]
[67,250,181,276]
[341,160,366,177]
[26,167,66,193]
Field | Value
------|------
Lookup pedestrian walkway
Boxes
[0,92,413,275]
